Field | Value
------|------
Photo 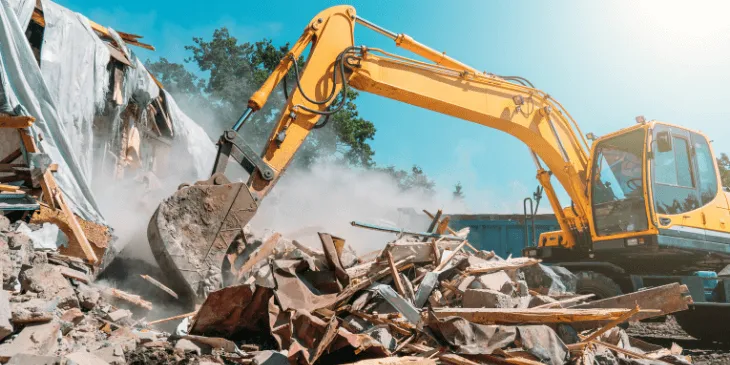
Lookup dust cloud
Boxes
[251,162,469,254]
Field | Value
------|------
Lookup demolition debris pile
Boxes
[0,210,697,364]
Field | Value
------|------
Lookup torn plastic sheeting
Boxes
[0,1,105,223]
[16,221,68,250]
[427,315,568,365]
[40,0,110,184]
[372,284,421,325]
[7,0,33,29]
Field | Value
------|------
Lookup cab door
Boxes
[651,125,706,242]
[690,132,730,243]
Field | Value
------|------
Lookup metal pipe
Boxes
[232,107,253,132]
[355,16,397,40]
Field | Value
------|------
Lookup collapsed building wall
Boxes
[0,0,214,267]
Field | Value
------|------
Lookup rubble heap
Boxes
[0,211,695,364]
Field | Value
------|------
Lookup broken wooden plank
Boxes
[569,283,693,322]
[0,149,22,164]
[591,340,672,364]
[464,257,540,275]
[102,288,153,311]
[58,266,89,284]
[55,192,98,264]
[0,114,34,129]
[582,305,640,342]
[148,311,197,325]
[435,239,468,271]
[140,274,179,299]
[429,307,659,325]
[387,251,407,297]
[0,184,19,192]
[328,256,415,309]
[424,209,478,252]
[533,293,595,309]
[236,232,281,280]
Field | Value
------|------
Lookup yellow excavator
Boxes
[148,5,730,340]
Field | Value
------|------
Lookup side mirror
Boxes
[656,130,673,153]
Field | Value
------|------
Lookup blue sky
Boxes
[59,0,730,213]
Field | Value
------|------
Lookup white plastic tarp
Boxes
[6,0,33,29]
[39,0,110,184]
[0,0,105,222]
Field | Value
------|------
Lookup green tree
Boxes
[147,28,376,168]
[376,165,435,193]
[718,153,730,188]
[453,181,464,200]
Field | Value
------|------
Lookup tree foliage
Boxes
[146,28,376,168]
[376,165,436,193]
[453,181,464,200]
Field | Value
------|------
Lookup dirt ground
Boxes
[627,317,730,365]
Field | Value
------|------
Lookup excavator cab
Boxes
[536,121,730,266]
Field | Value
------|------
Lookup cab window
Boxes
[692,132,718,205]
[652,127,700,214]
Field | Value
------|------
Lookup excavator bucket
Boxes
[147,175,258,304]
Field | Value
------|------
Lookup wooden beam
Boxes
[55,191,98,264]
[430,307,660,325]
[235,233,281,281]
[0,114,34,129]
[387,250,407,297]
[464,257,540,275]
[582,305,640,342]
[424,210,478,252]
[0,184,20,192]
[0,149,22,164]
[17,128,54,206]
[569,283,693,322]
[533,293,595,309]
[435,239,468,271]
[591,340,673,364]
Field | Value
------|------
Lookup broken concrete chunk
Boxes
[174,338,201,355]
[462,288,515,308]
[522,264,577,295]
[470,271,512,292]
[6,353,62,365]
[19,264,78,309]
[105,309,132,324]
[529,294,558,308]
[91,345,125,365]
[64,351,111,365]
[0,321,61,362]
[0,216,9,232]
[76,284,100,310]
[0,290,12,340]
[10,298,56,324]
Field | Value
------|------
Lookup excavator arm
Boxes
[245,6,592,238]
[149,5,594,303]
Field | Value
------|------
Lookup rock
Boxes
[107,327,139,352]
[11,298,56,324]
[92,345,125,365]
[105,309,131,324]
[19,264,78,309]
[76,284,100,310]
[462,288,515,308]
[522,264,577,295]
[133,329,159,343]
[6,353,62,365]
[0,290,13,340]
[7,232,31,250]
[64,351,111,365]
[0,216,9,232]
[0,321,61,362]
[470,271,512,291]
[174,338,201,355]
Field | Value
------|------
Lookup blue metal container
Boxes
[447,214,559,258]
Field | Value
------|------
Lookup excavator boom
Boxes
[149,6,597,303]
